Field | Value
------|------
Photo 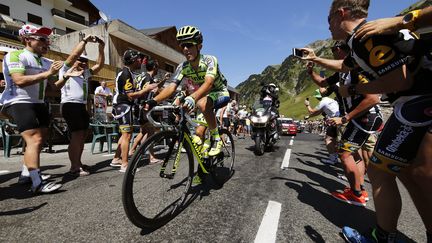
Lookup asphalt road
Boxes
[0,133,427,242]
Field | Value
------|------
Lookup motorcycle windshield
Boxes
[253,100,272,113]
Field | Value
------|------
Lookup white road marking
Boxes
[102,154,115,157]
[281,148,291,169]
[254,200,282,243]
[289,137,294,146]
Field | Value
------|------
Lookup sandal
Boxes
[68,167,90,176]
[110,159,122,167]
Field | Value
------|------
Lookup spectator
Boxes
[110,50,158,172]
[1,24,62,193]
[303,0,432,241]
[94,81,112,122]
[54,34,105,176]
[304,89,340,164]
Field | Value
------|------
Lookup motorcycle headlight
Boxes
[251,115,269,124]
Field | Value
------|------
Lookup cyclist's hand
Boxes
[144,99,157,111]
[355,16,403,42]
[64,66,84,77]
[183,96,195,112]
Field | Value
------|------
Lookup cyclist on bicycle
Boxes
[147,25,230,157]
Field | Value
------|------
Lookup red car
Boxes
[278,118,297,136]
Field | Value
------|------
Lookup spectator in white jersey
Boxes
[54,35,105,176]
[0,25,63,193]
[304,88,340,164]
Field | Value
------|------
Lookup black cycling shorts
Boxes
[61,103,89,132]
[370,95,432,174]
[5,103,49,133]
[338,113,383,153]
[113,104,133,133]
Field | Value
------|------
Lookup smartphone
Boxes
[292,48,304,58]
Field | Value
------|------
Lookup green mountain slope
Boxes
[236,39,334,120]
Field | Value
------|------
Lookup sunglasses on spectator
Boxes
[29,36,50,42]
[180,43,196,49]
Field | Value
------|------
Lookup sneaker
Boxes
[331,188,366,207]
[342,226,376,243]
[191,174,202,187]
[343,187,369,202]
[18,174,51,185]
[321,158,337,165]
[209,140,223,157]
[31,181,62,194]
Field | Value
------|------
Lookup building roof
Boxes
[140,26,176,36]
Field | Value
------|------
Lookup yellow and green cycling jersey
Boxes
[172,54,228,93]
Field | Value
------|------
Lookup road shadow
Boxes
[0,202,47,216]
[295,158,343,183]
[304,225,325,243]
[0,165,64,185]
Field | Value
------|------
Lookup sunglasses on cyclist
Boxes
[180,43,196,49]
[29,35,50,43]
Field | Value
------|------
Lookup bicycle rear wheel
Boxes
[122,130,194,229]
[210,128,235,185]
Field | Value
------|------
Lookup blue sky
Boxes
[91,0,411,87]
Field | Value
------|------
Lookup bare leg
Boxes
[68,129,87,171]
[21,128,46,170]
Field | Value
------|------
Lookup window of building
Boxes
[27,13,42,25]
[65,10,85,25]
[27,0,41,5]
[165,63,175,73]
[66,28,76,34]
[0,4,10,15]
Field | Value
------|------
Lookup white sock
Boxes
[21,165,30,177]
[29,169,42,188]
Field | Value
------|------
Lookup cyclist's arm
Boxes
[301,48,350,72]
[11,61,63,88]
[308,70,329,87]
[306,105,322,117]
[189,75,214,101]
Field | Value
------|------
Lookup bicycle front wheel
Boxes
[122,130,194,229]
[210,128,235,185]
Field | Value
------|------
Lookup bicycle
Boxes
[122,104,235,229]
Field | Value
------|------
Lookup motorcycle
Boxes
[250,100,280,155]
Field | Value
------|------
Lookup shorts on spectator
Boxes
[4,103,49,133]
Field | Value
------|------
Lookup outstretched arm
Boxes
[91,38,105,74]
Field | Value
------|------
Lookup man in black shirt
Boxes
[301,0,432,242]
[111,50,158,172]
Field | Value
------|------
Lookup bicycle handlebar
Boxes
[146,105,200,128]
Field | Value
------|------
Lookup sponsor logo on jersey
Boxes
[365,39,395,67]
[385,125,414,153]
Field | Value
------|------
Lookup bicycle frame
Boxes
[148,106,210,180]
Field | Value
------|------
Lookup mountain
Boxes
[235,39,335,119]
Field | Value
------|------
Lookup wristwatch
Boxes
[402,10,421,31]
[347,84,357,96]
[341,116,348,124]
